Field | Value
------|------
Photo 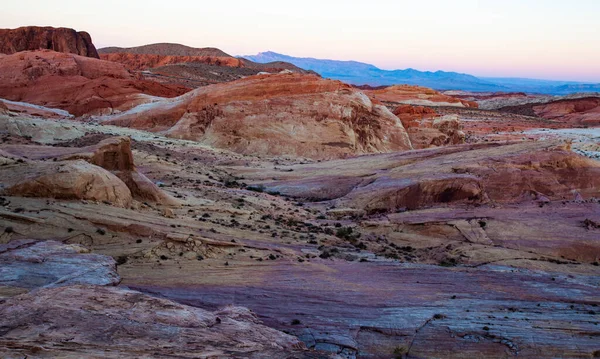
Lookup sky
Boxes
[2,0,599,82]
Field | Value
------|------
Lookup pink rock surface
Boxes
[0,285,313,358]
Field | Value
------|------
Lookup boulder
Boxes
[0,160,133,207]
[433,115,466,145]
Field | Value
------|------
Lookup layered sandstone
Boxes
[0,160,134,207]
[533,97,600,126]
[393,105,466,149]
[0,50,189,116]
[105,73,413,159]
[0,136,178,206]
[101,52,244,71]
[253,141,600,213]
[99,44,314,88]
[364,85,478,107]
[0,101,8,115]
[0,285,310,358]
[0,26,99,58]
[0,114,598,357]
[99,43,311,73]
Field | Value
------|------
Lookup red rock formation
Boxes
[0,26,99,58]
[0,50,190,116]
[101,53,245,71]
[533,97,600,126]
[393,104,438,128]
[392,105,465,149]
[257,141,600,213]
[100,52,315,88]
[105,73,413,159]
[99,43,232,57]
[99,43,312,74]
[0,99,73,119]
[364,85,478,108]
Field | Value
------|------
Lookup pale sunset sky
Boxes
[2,0,599,82]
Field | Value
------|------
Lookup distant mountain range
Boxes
[243,51,600,95]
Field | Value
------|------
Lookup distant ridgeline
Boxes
[243,51,600,95]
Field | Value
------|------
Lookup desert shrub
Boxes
[115,255,128,266]
[247,185,265,193]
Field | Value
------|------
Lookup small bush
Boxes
[115,255,128,266]
[335,227,353,239]
[247,185,265,193]
[393,346,408,358]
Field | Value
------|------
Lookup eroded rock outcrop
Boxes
[0,159,134,207]
[0,136,179,206]
[105,73,413,159]
[393,104,466,149]
[0,50,189,116]
[0,285,310,358]
[0,26,99,58]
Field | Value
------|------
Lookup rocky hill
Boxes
[0,50,189,116]
[100,44,314,88]
[99,43,231,57]
[103,73,413,159]
[0,26,99,58]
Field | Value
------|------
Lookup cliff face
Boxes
[0,26,99,58]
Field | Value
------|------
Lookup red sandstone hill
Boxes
[0,50,190,116]
[494,96,600,126]
[100,53,245,71]
[0,26,99,58]
[99,43,231,57]
[532,97,600,126]
[99,43,315,88]
[104,73,413,159]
